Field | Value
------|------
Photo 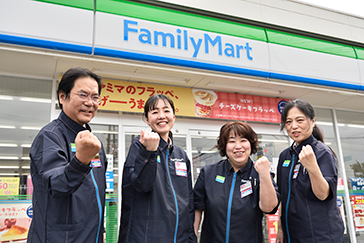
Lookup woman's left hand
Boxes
[254,156,271,175]
[299,145,318,173]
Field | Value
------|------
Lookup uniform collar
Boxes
[290,134,316,155]
[59,110,90,134]
[226,157,253,175]
[158,134,174,152]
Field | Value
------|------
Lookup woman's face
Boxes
[285,106,315,145]
[146,99,175,142]
[226,131,251,172]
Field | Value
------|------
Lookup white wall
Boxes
[156,0,364,44]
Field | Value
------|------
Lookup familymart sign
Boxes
[95,14,270,71]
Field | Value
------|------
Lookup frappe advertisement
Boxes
[98,79,288,123]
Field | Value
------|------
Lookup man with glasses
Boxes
[28,67,107,243]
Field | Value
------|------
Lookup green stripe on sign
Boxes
[354,47,364,60]
[34,0,93,11]
[266,29,356,59]
[96,0,267,42]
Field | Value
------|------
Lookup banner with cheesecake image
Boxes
[98,79,289,123]
[0,202,32,242]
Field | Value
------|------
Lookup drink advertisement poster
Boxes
[351,195,364,231]
[98,79,289,123]
[0,202,32,242]
[0,178,20,196]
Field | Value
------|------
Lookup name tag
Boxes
[91,159,102,168]
[240,180,252,198]
[175,162,187,177]
[292,164,300,179]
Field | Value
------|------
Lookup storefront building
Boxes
[0,0,364,242]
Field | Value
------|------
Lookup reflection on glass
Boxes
[337,109,364,242]
[92,123,119,243]
[0,75,52,199]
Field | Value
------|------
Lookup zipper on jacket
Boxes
[165,149,179,243]
[285,154,295,243]
[225,172,237,243]
[90,170,102,243]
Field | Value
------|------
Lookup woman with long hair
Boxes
[276,99,344,243]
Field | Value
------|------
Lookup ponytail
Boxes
[313,125,337,158]
[312,125,324,143]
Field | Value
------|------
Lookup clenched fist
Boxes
[299,144,318,173]
[75,130,101,165]
[254,156,271,176]
[140,130,160,152]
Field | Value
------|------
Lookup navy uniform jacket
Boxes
[277,135,344,243]
[194,158,280,243]
[118,135,196,243]
[28,111,107,243]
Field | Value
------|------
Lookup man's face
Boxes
[59,76,99,126]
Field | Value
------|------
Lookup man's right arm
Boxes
[30,130,91,198]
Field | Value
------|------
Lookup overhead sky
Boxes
[296,0,364,18]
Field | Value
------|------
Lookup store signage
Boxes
[124,19,253,60]
[95,14,270,71]
[0,178,20,196]
[98,79,288,123]
[0,202,32,242]
[266,210,279,243]
[350,177,364,190]
[351,195,364,231]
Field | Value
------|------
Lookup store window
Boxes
[0,75,52,197]
[91,124,119,243]
[336,109,364,242]
[0,75,52,240]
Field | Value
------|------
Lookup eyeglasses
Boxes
[72,92,101,104]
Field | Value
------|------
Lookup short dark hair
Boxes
[280,99,324,142]
[57,67,102,109]
[217,121,258,157]
[143,94,175,118]
[143,94,175,139]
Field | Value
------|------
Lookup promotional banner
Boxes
[98,79,288,123]
[350,177,364,191]
[0,178,20,196]
[0,202,32,242]
[266,210,279,243]
[351,195,364,231]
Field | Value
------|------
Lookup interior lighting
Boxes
[0,166,19,169]
[0,125,16,129]
[0,144,18,147]
[0,156,19,160]
[347,124,364,129]
[19,97,51,103]
[258,139,288,143]
[20,126,42,130]
[0,95,14,100]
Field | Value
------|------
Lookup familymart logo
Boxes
[123,19,254,60]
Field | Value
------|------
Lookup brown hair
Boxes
[217,121,258,157]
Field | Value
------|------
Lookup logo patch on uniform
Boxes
[157,155,161,163]
[283,160,290,167]
[71,143,76,152]
[215,175,225,183]
[175,162,187,177]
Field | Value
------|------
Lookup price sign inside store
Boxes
[0,178,20,196]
